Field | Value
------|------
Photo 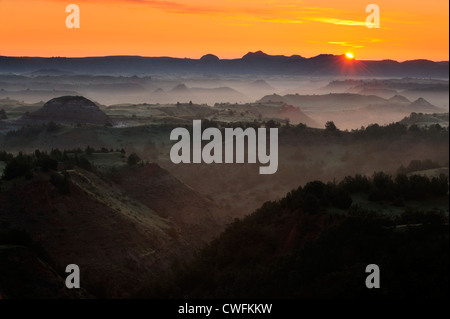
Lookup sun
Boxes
[345,52,355,60]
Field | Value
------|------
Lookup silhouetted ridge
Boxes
[0,55,447,77]
[242,50,270,59]
[200,54,220,62]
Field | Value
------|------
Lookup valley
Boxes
[0,67,448,299]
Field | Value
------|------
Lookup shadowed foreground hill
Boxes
[171,174,449,299]
[0,245,90,299]
[0,157,220,298]
[120,164,221,245]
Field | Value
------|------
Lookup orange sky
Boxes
[0,0,448,61]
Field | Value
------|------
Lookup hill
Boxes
[0,152,222,298]
[258,93,390,110]
[21,96,111,125]
[321,78,449,108]
[257,93,443,129]
[28,69,75,76]
[1,53,447,77]
[119,163,221,245]
[171,173,449,298]
[163,84,247,105]
[0,245,89,298]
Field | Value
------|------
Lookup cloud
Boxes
[126,0,229,14]
[258,17,304,24]
[308,17,366,26]
[41,0,316,26]
[42,0,270,15]
[328,41,364,49]
[362,38,383,43]
[39,0,372,27]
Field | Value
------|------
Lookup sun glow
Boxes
[345,52,355,60]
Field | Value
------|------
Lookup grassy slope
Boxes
[0,163,220,297]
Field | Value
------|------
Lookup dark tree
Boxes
[330,188,353,209]
[2,153,33,181]
[127,153,141,166]
[325,121,338,132]
[304,181,327,200]
[36,155,58,172]
[85,146,94,155]
[429,174,449,197]
[303,194,320,214]
[0,109,7,120]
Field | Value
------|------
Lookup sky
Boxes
[0,0,448,61]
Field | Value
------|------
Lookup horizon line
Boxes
[0,52,448,63]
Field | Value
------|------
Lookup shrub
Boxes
[304,194,320,214]
[127,153,141,166]
[330,188,353,209]
[2,154,33,181]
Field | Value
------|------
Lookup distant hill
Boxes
[28,69,75,76]
[258,92,444,130]
[170,83,188,92]
[21,96,111,125]
[410,97,436,109]
[164,84,247,104]
[258,93,387,109]
[365,97,440,113]
[258,93,441,113]
[200,54,220,62]
[247,79,275,91]
[321,78,449,108]
[257,103,318,126]
[277,104,317,126]
[214,101,318,127]
[324,78,449,93]
[1,53,448,77]
[388,94,411,104]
